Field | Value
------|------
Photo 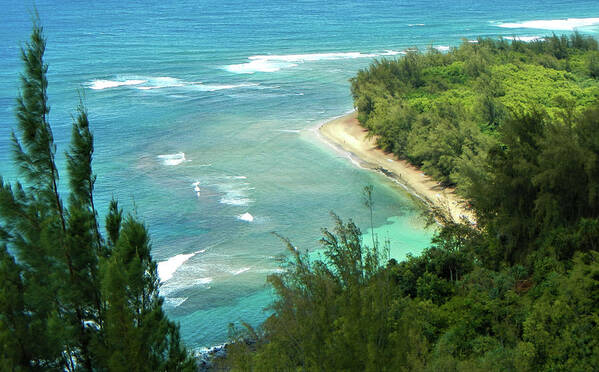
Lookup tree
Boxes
[100,217,195,371]
[228,215,427,371]
[362,185,376,249]
[0,18,194,370]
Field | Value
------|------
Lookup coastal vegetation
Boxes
[223,35,599,371]
[350,34,599,189]
[0,21,194,370]
[3,18,599,372]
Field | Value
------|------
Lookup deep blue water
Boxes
[1,0,597,350]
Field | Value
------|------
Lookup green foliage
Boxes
[227,34,599,371]
[520,252,599,371]
[0,20,194,370]
[228,215,428,371]
[351,34,599,190]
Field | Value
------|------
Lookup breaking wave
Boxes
[89,79,146,90]
[496,17,599,31]
[237,212,254,222]
[502,36,544,42]
[157,152,187,166]
[88,76,262,92]
[157,250,205,282]
[217,181,254,206]
[224,50,403,74]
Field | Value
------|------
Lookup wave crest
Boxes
[497,17,599,31]
[224,50,403,74]
[157,152,187,166]
[237,212,254,222]
[89,79,146,90]
[218,181,253,206]
[158,250,205,282]
[88,76,262,92]
[502,36,544,42]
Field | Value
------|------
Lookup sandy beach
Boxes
[318,112,475,224]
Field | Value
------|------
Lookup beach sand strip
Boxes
[318,111,475,224]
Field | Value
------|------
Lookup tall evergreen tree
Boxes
[100,217,195,371]
[0,243,31,370]
[0,18,195,370]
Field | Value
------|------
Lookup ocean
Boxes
[1,0,597,350]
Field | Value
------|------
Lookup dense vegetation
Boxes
[0,22,195,371]
[224,36,599,371]
[351,34,599,188]
[4,20,599,372]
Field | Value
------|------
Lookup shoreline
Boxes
[317,111,475,225]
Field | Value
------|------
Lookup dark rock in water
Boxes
[196,339,257,371]
[197,343,230,371]
[375,166,397,179]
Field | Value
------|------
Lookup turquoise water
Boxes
[1,0,598,350]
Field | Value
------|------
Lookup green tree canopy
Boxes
[0,19,195,371]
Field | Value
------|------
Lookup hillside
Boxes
[223,35,599,371]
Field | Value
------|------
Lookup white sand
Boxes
[318,112,475,224]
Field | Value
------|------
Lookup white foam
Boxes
[225,59,298,74]
[218,181,253,206]
[89,76,260,92]
[231,267,250,275]
[497,17,599,31]
[257,268,285,274]
[221,197,253,206]
[346,153,366,169]
[188,83,260,91]
[158,250,204,282]
[237,212,254,222]
[408,23,425,27]
[89,79,147,90]
[434,45,451,52]
[502,36,545,42]
[196,277,213,285]
[192,181,201,197]
[136,76,186,90]
[381,50,403,56]
[164,297,188,307]
[224,51,403,74]
[157,152,186,166]
[275,129,302,133]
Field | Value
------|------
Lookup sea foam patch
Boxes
[225,59,298,74]
[224,50,402,74]
[231,267,250,275]
[89,79,147,90]
[158,249,205,282]
[164,297,188,308]
[196,277,213,285]
[217,181,254,206]
[158,152,187,166]
[502,36,544,42]
[192,181,201,197]
[237,212,254,222]
[496,17,599,31]
[135,76,186,90]
[88,76,261,92]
